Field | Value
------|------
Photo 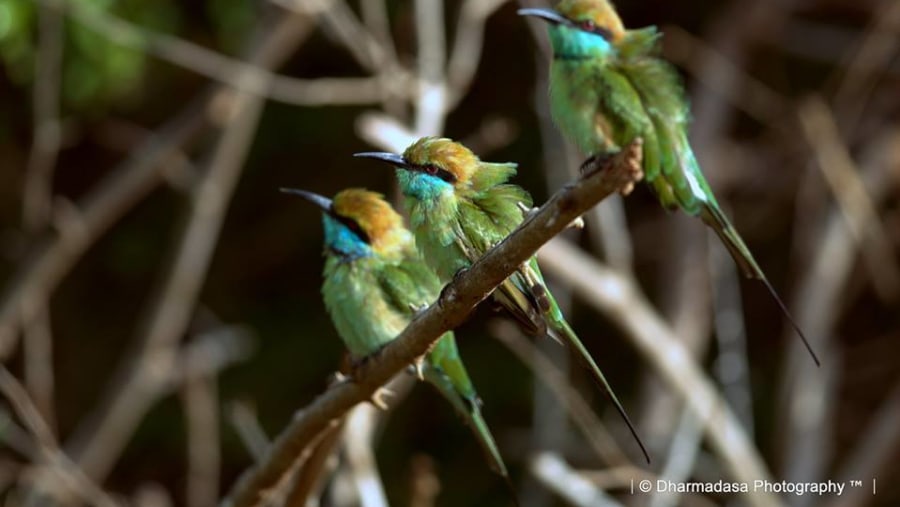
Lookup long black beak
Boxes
[517,8,570,26]
[353,151,412,169]
[280,188,333,212]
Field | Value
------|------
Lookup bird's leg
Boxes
[369,386,395,410]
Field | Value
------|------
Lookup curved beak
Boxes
[279,188,333,212]
[517,8,570,26]
[353,151,412,169]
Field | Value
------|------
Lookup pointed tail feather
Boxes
[701,205,821,366]
[422,368,510,478]
[546,316,651,464]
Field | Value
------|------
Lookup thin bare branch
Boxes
[529,453,622,507]
[797,97,900,302]
[51,0,395,107]
[227,402,271,463]
[0,368,118,507]
[777,128,900,493]
[490,320,630,466]
[446,0,509,107]
[536,238,784,507]
[183,375,221,507]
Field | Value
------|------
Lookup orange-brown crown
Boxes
[402,137,480,185]
[557,0,626,41]
[332,189,408,252]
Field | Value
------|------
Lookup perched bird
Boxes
[282,187,508,477]
[355,138,650,463]
[519,0,819,365]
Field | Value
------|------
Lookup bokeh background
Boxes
[0,0,898,506]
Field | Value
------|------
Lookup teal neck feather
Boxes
[396,169,454,201]
[548,24,615,60]
[322,215,371,260]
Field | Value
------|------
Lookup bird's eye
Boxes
[424,165,439,176]
[579,20,596,31]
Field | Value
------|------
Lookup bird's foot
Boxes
[516,201,539,221]
[408,356,427,381]
[329,371,351,388]
[579,153,615,176]
[567,216,585,230]
[407,302,430,319]
[616,138,644,196]
[370,386,395,410]
[438,267,468,302]
[527,280,553,314]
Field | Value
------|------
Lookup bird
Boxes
[281,187,509,477]
[518,0,819,365]
[354,137,651,464]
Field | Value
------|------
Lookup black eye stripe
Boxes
[421,164,457,183]
[576,19,612,40]
[334,213,371,244]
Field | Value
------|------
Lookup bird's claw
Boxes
[370,386,395,410]
[567,216,585,230]
[409,356,426,380]
[516,201,539,220]
[407,302,429,318]
[329,371,350,387]
[617,138,644,195]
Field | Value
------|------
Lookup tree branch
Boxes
[220,139,644,507]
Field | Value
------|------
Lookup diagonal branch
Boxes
[219,139,644,507]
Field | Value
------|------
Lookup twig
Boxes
[227,402,271,462]
[282,415,345,507]
[182,374,221,507]
[21,1,65,434]
[445,0,509,107]
[536,238,784,507]
[797,97,900,302]
[409,454,441,507]
[529,453,622,507]
[24,1,64,233]
[648,408,704,507]
[0,96,208,360]
[0,9,318,361]
[219,139,645,507]
[65,79,265,482]
[709,233,754,434]
[341,404,388,507]
[490,320,630,466]
[50,0,395,107]
[830,1,900,136]
[824,381,900,507]
[414,0,448,136]
[0,369,118,507]
[776,128,900,495]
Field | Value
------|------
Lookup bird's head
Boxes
[519,0,624,59]
[354,137,479,202]
[281,187,409,259]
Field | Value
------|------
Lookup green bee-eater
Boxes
[355,138,651,463]
[519,0,819,365]
[282,187,508,477]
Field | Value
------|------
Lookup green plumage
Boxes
[298,188,508,477]
[523,0,819,364]
[371,137,651,463]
